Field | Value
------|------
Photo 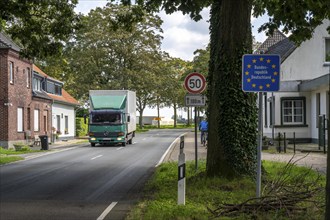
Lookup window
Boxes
[34,109,39,131]
[17,108,23,132]
[57,115,61,133]
[33,77,42,91]
[27,68,30,88]
[65,116,68,134]
[46,81,62,95]
[326,38,330,62]
[55,84,62,95]
[9,62,14,83]
[281,98,305,125]
[47,81,55,94]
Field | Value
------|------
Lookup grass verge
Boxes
[126,160,325,220]
[0,146,45,165]
[0,155,24,165]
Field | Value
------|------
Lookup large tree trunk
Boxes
[206,0,257,178]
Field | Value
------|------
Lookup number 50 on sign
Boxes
[183,72,206,94]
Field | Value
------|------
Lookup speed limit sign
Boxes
[184,72,206,94]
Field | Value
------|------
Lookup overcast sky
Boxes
[75,0,268,61]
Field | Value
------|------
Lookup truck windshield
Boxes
[90,112,122,124]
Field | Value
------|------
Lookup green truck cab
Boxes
[88,90,136,147]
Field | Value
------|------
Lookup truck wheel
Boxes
[122,142,126,146]
[91,143,95,147]
[128,138,133,144]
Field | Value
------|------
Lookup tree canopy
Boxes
[0,0,80,59]
[129,0,330,178]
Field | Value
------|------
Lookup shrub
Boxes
[76,117,88,137]
[13,143,30,151]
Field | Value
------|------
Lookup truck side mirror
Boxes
[127,115,130,123]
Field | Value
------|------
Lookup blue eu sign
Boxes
[242,54,280,92]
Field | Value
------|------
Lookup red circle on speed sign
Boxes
[184,72,206,94]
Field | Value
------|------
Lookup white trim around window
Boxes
[281,97,306,125]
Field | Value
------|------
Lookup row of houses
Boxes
[0,32,79,149]
[258,20,329,144]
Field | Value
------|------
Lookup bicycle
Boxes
[201,131,208,147]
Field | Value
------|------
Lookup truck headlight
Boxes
[117,137,123,140]
[91,137,96,141]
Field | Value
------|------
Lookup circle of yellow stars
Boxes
[244,56,279,90]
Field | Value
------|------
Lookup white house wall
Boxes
[262,20,330,144]
[263,92,311,141]
[311,89,329,142]
[281,20,330,81]
[52,103,76,139]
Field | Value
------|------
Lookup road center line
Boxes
[91,155,103,160]
[116,147,124,150]
[97,201,118,220]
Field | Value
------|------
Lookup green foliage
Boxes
[253,0,330,44]
[76,117,88,137]
[13,143,30,152]
[127,160,325,219]
[0,0,80,59]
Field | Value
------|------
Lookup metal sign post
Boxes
[183,72,207,171]
[256,92,263,197]
[178,135,185,205]
[242,54,280,198]
[194,107,198,171]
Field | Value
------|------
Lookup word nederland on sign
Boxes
[242,54,280,92]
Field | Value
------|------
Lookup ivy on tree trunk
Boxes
[206,0,258,178]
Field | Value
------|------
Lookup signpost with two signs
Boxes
[183,72,207,172]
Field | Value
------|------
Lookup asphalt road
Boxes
[0,129,187,220]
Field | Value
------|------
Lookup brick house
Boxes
[0,33,79,148]
[0,32,52,148]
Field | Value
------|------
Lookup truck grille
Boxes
[93,132,120,137]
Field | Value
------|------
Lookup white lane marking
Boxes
[155,133,187,167]
[142,138,146,141]
[97,202,118,220]
[91,155,103,160]
[116,147,124,150]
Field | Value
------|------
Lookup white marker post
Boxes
[178,135,185,205]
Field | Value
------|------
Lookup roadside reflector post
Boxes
[178,135,186,205]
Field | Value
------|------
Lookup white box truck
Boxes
[87,90,136,147]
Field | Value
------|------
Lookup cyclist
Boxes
[199,116,208,146]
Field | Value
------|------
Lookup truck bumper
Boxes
[89,137,125,144]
